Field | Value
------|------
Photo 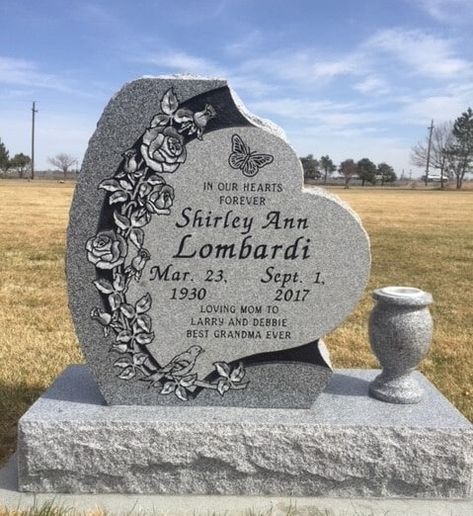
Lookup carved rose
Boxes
[91,307,112,326]
[140,126,187,173]
[131,248,151,275]
[145,184,174,214]
[86,230,127,270]
[121,149,145,178]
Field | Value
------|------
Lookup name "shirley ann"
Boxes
[175,207,309,236]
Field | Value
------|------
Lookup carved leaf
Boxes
[133,353,148,366]
[180,374,197,388]
[160,88,179,115]
[135,332,154,345]
[119,179,133,191]
[138,183,153,199]
[113,273,126,292]
[130,210,148,228]
[147,174,165,186]
[214,362,231,379]
[109,191,129,205]
[111,342,128,353]
[174,108,193,123]
[93,278,114,294]
[108,292,123,312]
[135,314,152,333]
[161,381,176,395]
[116,330,132,343]
[136,293,152,314]
[114,357,132,369]
[113,211,131,230]
[130,228,144,249]
[217,378,230,396]
[230,363,245,383]
[99,179,121,192]
[120,304,135,319]
[119,366,136,380]
[150,113,170,127]
[175,386,188,401]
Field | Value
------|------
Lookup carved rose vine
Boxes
[87,88,248,401]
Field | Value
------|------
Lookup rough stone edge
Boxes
[3,457,473,516]
[17,422,473,498]
[16,368,473,498]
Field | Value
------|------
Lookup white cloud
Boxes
[227,76,276,96]
[366,28,471,79]
[403,95,465,122]
[226,28,471,92]
[0,55,99,97]
[400,80,473,123]
[224,31,263,56]
[239,50,365,84]
[235,28,471,94]
[249,97,389,128]
[354,75,390,95]
[311,56,362,80]
[416,0,473,23]
[0,56,58,89]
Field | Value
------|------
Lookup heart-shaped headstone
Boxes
[67,78,370,407]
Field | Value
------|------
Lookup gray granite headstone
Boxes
[67,77,370,407]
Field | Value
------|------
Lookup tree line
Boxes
[0,138,77,179]
[0,139,31,178]
[300,154,396,188]
[411,107,473,189]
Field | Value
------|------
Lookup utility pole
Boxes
[31,101,38,180]
[424,119,434,187]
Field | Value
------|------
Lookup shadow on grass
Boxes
[0,383,45,466]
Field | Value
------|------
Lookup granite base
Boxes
[17,366,473,498]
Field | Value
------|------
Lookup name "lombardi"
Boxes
[172,234,311,260]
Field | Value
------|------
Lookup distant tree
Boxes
[339,159,356,189]
[0,138,10,173]
[10,153,31,179]
[320,155,336,184]
[356,158,377,186]
[300,154,320,180]
[48,153,77,179]
[377,162,396,185]
[446,107,473,189]
[410,122,454,189]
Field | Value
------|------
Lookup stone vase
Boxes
[369,286,433,404]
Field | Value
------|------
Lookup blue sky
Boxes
[1,0,472,176]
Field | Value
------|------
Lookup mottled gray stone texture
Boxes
[18,366,473,498]
[66,76,369,407]
[369,286,433,404]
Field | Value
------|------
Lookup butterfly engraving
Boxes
[228,134,274,178]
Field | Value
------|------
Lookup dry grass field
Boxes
[0,180,472,467]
